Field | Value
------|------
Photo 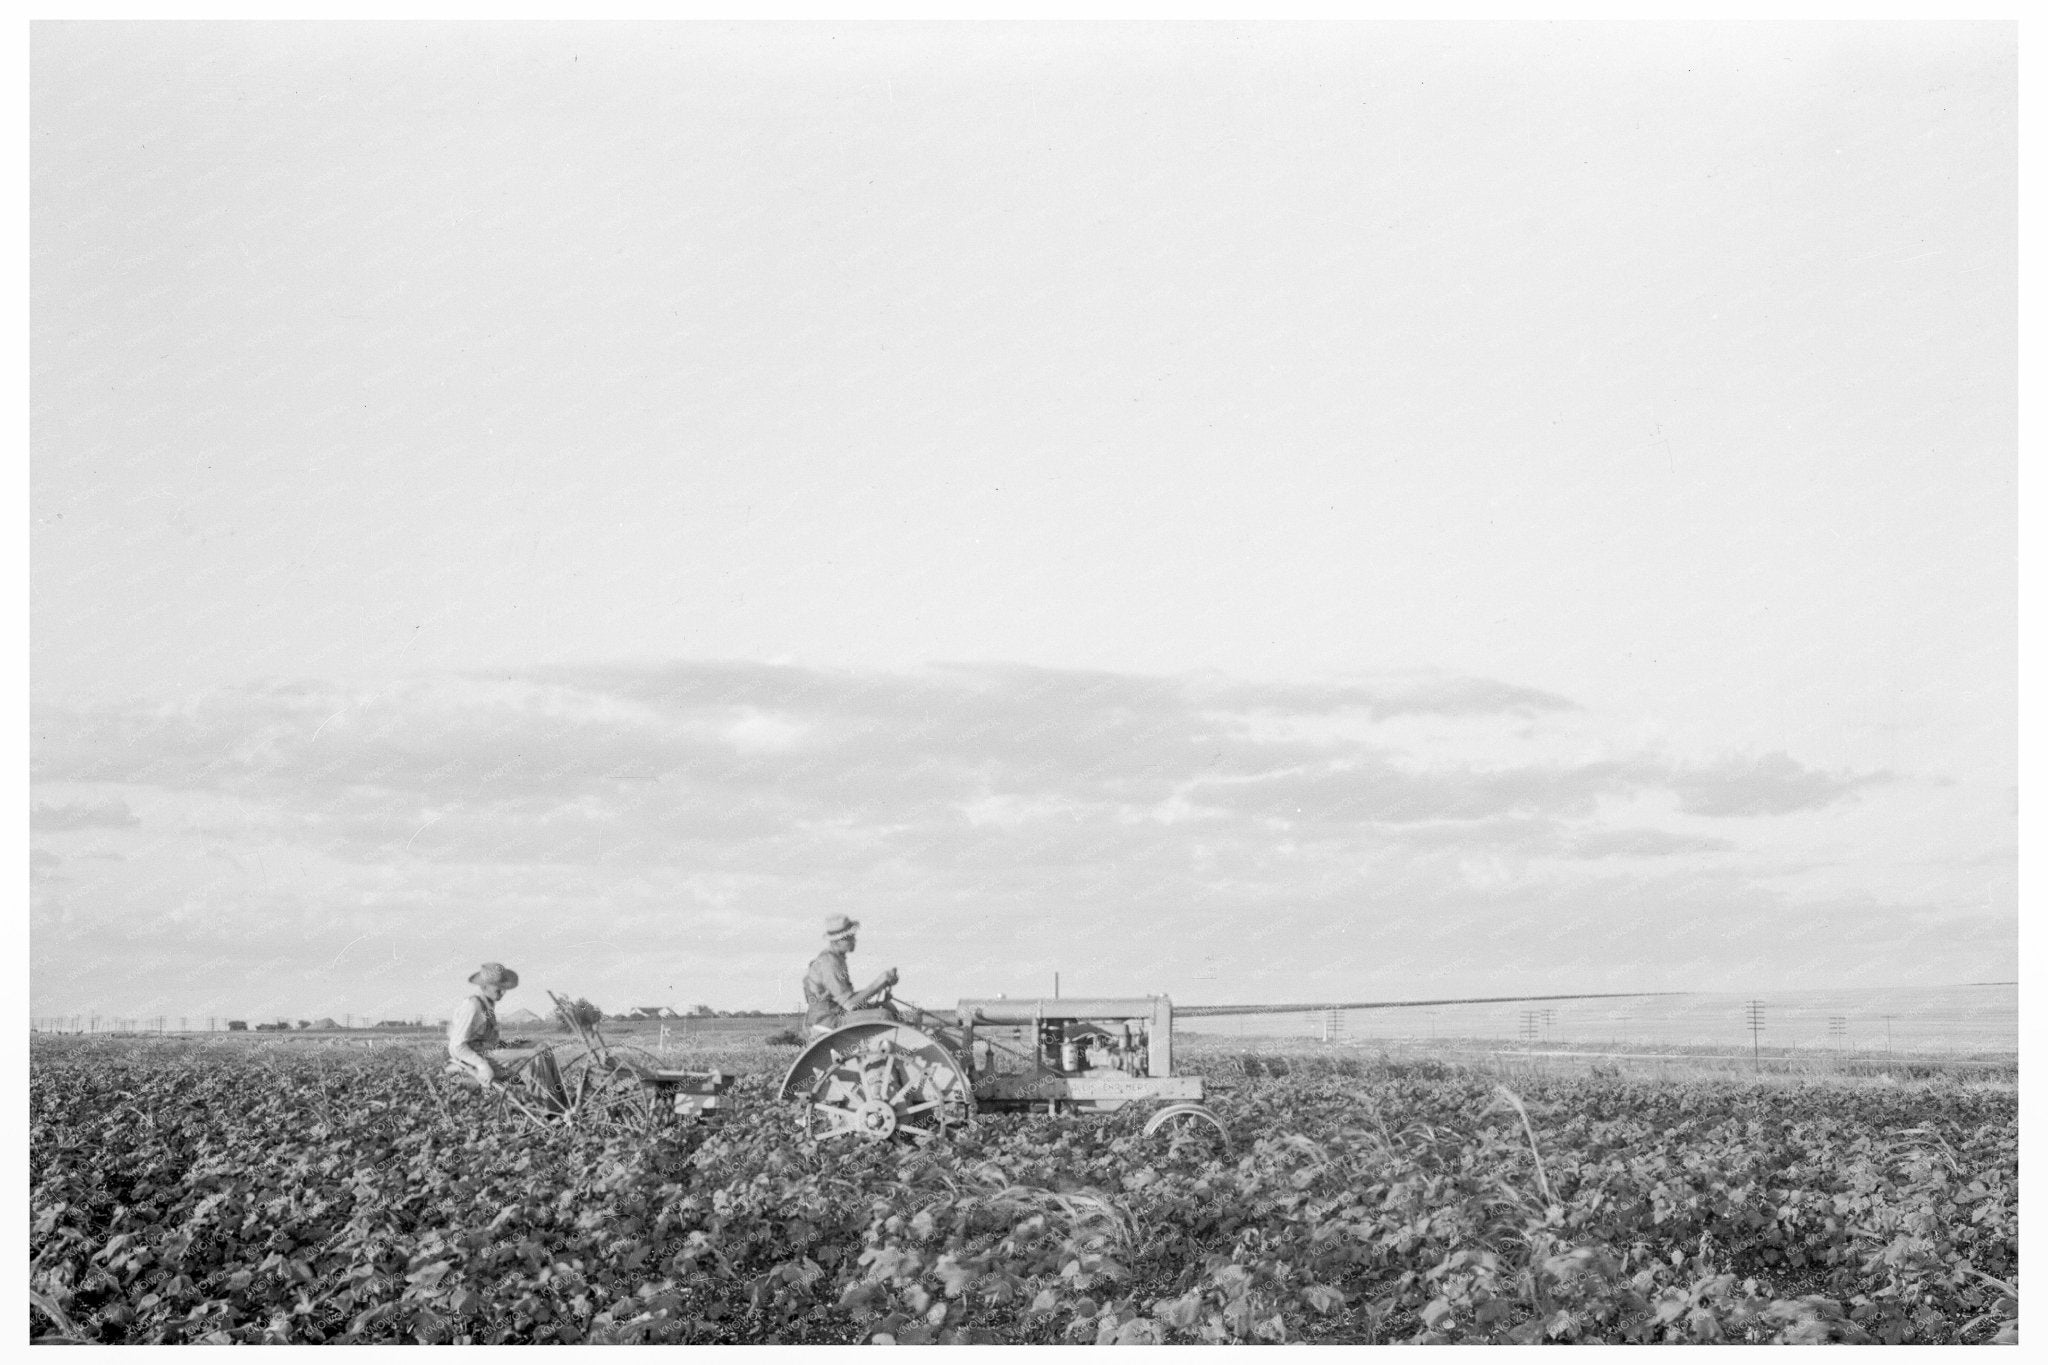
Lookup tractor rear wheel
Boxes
[786,1023,972,1144]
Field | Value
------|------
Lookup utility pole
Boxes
[1827,1015,1846,1054]
[1882,1014,1895,1055]
[1745,1000,1766,1068]
[1053,972,1060,999]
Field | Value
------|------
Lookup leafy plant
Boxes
[29,1035,2018,1345]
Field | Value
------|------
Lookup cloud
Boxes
[1563,828,1737,859]
[30,665,1865,821]
[1188,759,1633,824]
[1670,751,1893,817]
[31,797,140,830]
[26,663,1886,877]
[30,661,1948,1017]
[1200,673,1580,719]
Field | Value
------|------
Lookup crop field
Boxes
[29,1031,2017,1345]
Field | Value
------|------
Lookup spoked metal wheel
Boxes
[1143,1102,1229,1153]
[556,1049,664,1131]
[784,1023,973,1144]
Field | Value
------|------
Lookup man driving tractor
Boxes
[803,915,899,1035]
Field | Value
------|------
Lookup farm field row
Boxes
[29,1034,2016,1345]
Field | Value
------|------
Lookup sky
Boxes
[30,23,2015,1022]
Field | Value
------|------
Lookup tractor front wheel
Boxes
[1143,1101,1229,1152]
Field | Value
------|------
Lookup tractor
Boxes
[776,991,1226,1146]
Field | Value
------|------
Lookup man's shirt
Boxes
[448,992,501,1063]
[803,949,859,1030]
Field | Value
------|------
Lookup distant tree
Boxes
[691,1004,715,1017]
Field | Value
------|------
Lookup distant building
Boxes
[226,1020,248,1031]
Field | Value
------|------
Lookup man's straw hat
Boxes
[823,914,860,942]
[469,962,519,990]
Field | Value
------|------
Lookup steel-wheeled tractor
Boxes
[776,992,1225,1146]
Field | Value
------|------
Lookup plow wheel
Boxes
[556,1049,664,1131]
[1143,1102,1229,1153]
[783,1023,973,1145]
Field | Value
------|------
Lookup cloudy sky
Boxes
[31,23,2013,1021]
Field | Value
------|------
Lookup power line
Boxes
[1180,989,1681,1018]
